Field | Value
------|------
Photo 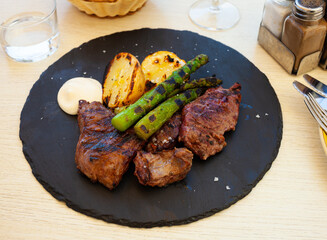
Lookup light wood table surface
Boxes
[1,0,327,239]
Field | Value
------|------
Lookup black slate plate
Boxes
[19,28,283,228]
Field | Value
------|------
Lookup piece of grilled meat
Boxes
[146,112,182,153]
[133,148,193,187]
[75,100,145,190]
[179,83,241,160]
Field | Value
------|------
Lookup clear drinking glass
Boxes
[189,0,240,30]
[0,0,59,62]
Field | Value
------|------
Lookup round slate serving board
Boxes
[20,28,283,228]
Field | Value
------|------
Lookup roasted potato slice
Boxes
[103,52,145,108]
[141,51,186,91]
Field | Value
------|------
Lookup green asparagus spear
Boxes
[111,54,209,132]
[134,88,205,140]
[167,76,222,97]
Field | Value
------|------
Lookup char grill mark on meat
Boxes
[146,112,182,152]
[133,148,193,187]
[75,100,145,190]
[179,83,241,160]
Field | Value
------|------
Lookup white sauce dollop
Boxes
[57,77,102,115]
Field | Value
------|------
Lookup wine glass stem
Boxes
[210,0,220,11]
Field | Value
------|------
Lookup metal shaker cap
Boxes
[293,0,325,20]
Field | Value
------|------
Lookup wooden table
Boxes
[1,0,327,239]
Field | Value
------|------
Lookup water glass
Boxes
[0,0,59,62]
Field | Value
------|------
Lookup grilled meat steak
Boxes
[75,100,145,190]
[179,83,241,160]
[133,148,193,187]
[146,112,182,152]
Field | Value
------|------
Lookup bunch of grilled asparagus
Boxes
[111,54,222,140]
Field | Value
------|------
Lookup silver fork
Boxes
[304,92,327,133]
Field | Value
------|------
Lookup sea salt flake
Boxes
[226,185,231,190]
[102,50,106,53]
[135,43,138,46]
[256,114,260,118]
[214,177,219,182]
[83,72,87,75]
[265,113,269,116]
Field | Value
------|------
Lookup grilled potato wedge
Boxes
[141,51,186,91]
[103,52,145,108]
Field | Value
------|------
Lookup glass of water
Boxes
[189,0,240,31]
[0,0,59,62]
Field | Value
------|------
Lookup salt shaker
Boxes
[261,0,294,39]
[281,0,327,73]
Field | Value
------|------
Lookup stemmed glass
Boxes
[189,0,240,31]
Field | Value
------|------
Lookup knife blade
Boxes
[303,74,327,98]
[293,80,327,111]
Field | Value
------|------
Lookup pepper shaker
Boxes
[281,0,327,73]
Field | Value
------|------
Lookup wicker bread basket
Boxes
[68,0,147,17]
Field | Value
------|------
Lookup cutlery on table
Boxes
[303,92,327,133]
[293,75,327,133]
[303,74,327,98]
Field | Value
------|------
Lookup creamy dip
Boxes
[57,77,102,115]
